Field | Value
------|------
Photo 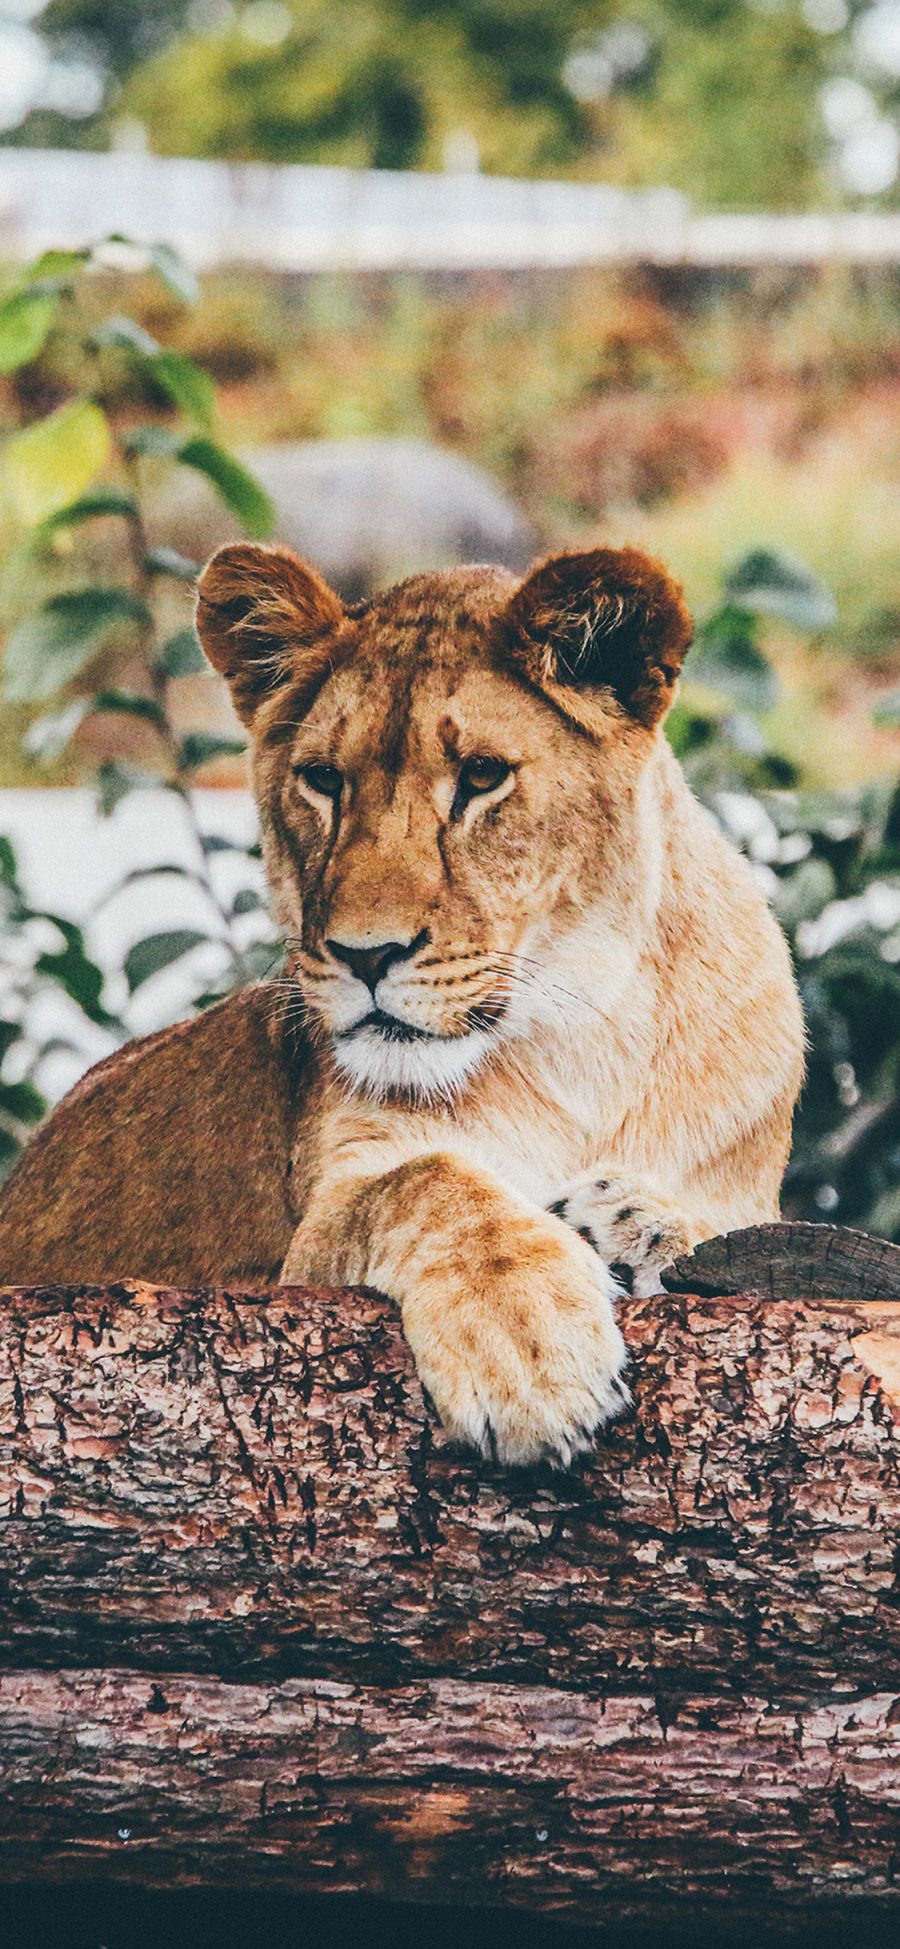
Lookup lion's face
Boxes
[196,545,692,1100]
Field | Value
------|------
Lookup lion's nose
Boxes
[327,930,428,994]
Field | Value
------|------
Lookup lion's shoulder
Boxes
[57,980,296,1105]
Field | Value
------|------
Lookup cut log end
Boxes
[663,1217,900,1300]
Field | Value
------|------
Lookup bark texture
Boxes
[1,1251,900,1926]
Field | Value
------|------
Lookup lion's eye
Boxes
[457,755,512,799]
[295,761,343,799]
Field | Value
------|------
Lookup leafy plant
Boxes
[670,548,900,1237]
[0,832,124,1178]
[0,238,280,1177]
[666,547,837,797]
[764,778,900,1238]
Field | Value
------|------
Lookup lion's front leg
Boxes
[281,1151,629,1467]
[549,1171,714,1298]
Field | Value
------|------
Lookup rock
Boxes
[152,437,539,594]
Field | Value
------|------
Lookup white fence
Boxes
[2,148,900,270]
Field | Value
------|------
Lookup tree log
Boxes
[1,1250,900,1928]
[663,1220,900,1301]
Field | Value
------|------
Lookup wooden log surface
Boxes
[663,1220,900,1301]
[1,1244,900,1925]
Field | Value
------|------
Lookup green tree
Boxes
[121,0,598,175]
[2,0,192,152]
[589,2,829,209]
[36,0,190,75]
[8,1,900,208]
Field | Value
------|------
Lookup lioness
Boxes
[0,543,804,1464]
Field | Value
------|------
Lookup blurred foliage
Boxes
[768,782,900,1241]
[0,240,281,1177]
[121,1,600,175]
[36,0,190,77]
[5,250,891,769]
[5,0,899,209]
[1,252,898,794]
[0,831,122,1175]
[670,565,900,1241]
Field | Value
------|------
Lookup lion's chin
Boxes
[332,1021,493,1103]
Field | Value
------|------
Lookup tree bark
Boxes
[1,1251,900,1927]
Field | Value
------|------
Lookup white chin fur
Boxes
[333,1024,492,1102]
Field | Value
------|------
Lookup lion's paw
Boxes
[401,1220,629,1468]
[549,1173,704,1298]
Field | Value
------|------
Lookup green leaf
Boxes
[0,1020,21,1063]
[124,928,209,992]
[153,351,214,427]
[25,247,90,284]
[0,289,59,373]
[178,731,247,771]
[0,1078,45,1125]
[92,689,166,726]
[242,939,284,980]
[232,888,262,916]
[0,1122,21,1170]
[155,627,206,677]
[145,545,199,580]
[4,588,151,703]
[4,399,111,525]
[35,1035,89,1064]
[96,759,160,815]
[123,424,182,458]
[664,696,721,760]
[689,607,779,714]
[95,862,206,903]
[178,438,274,538]
[35,926,118,1028]
[91,314,213,425]
[150,243,200,306]
[0,837,18,890]
[39,487,138,534]
[192,984,234,1011]
[202,832,246,854]
[23,698,91,762]
[90,314,159,356]
[723,550,837,632]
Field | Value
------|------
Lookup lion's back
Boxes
[0,984,301,1287]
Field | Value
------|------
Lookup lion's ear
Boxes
[195,543,345,727]
[503,546,692,731]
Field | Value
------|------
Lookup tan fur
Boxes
[0,986,301,1284]
[0,543,804,1464]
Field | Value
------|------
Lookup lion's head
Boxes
[195,543,692,1101]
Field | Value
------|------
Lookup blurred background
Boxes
[0,1,899,1234]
